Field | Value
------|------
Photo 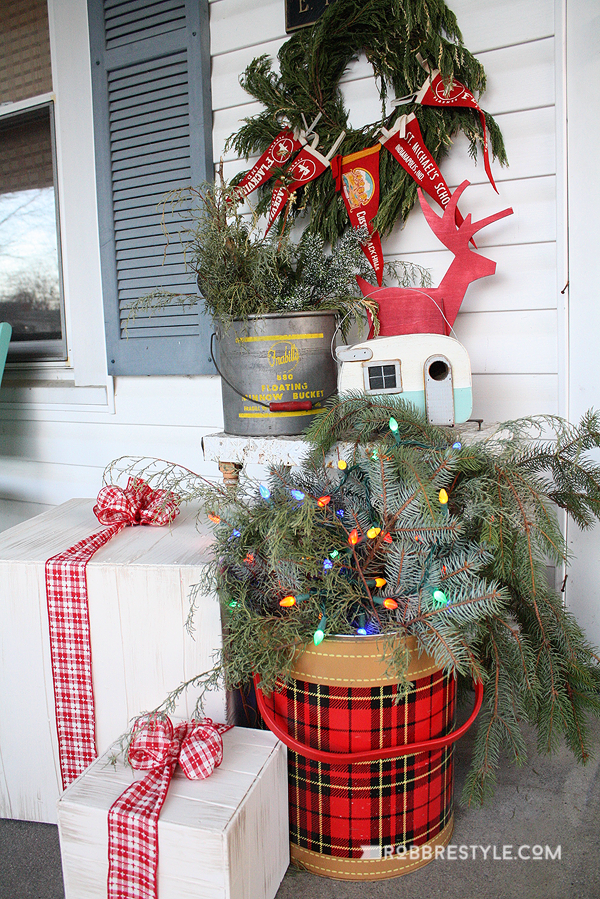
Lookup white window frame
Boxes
[2,0,114,411]
[0,98,67,362]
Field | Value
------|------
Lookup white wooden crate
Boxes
[57,728,289,899]
[0,498,226,824]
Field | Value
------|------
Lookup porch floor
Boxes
[2,716,599,899]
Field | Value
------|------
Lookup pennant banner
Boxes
[235,129,306,200]
[380,113,463,227]
[332,144,384,286]
[415,71,498,193]
[266,144,331,233]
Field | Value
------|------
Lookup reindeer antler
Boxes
[418,180,512,252]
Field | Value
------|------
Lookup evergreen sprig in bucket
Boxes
[130,175,431,433]
[106,397,600,813]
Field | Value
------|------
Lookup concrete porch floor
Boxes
[1,716,599,899]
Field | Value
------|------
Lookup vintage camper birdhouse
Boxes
[336,333,472,425]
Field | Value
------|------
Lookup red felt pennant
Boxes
[234,129,305,199]
[266,144,330,233]
[332,143,384,286]
[416,71,498,192]
[380,113,464,227]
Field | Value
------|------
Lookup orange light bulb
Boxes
[383,597,398,610]
[279,595,296,608]
[208,512,220,523]
[317,495,331,507]
[374,577,387,588]
[348,528,360,546]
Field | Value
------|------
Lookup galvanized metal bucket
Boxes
[214,312,338,436]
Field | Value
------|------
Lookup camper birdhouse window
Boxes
[363,361,402,394]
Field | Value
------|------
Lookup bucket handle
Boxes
[253,674,483,763]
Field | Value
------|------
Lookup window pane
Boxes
[0,107,65,357]
[0,0,52,105]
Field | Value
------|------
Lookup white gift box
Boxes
[57,727,289,899]
[0,498,226,823]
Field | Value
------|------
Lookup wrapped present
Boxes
[0,498,226,823]
[57,727,289,899]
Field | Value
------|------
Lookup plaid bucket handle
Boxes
[254,675,483,764]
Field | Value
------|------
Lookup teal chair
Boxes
[0,322,11,384]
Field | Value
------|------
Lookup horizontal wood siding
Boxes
[0,0,564,523]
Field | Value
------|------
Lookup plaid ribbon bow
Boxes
[46,479,180,788]
[108,716,231,899]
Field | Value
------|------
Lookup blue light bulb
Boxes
[259,484,271,500]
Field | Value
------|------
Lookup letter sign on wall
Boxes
[285,0,334,32]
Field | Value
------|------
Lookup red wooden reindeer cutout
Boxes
[358,180,513,338]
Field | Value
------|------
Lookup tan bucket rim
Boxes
[290,634,443,686]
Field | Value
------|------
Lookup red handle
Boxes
[269,401,313,412]
[254,674,484,764]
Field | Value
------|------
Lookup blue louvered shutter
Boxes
[88,0,214,374]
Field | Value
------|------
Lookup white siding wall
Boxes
[0,0,596,647]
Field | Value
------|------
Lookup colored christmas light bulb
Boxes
[330,549,339,559]
[313,612,327,646]
[433,589,448,607]
[336,509,345,518]
[290,489,305,502]
[244,553,255,564]
[348,528,360,546]
[228,600,238,608]
[439,488,449,505]
[208,512,220,523]
[383,533,393,544]
[279,595,297,607]
[231,529,241,538]
[337,459,347,470]
[323,559,334,571]
[389,417,399,433]
[452,441,462,450]
[383,597,398,610]
[374,577,387,588]
[367,527,381,539]
[259,484,271,500]
[357,627,367,636]
[317,495,331,507]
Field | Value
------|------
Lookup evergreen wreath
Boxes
[226,0,508,243]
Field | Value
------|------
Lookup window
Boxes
[0,104,66,360]
[0,0,66,362]
[363,360,402,394]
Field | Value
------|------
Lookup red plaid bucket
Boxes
[255,635,482,880]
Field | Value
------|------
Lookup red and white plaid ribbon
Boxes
[46,479,180,789]
[108,716,231,899]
